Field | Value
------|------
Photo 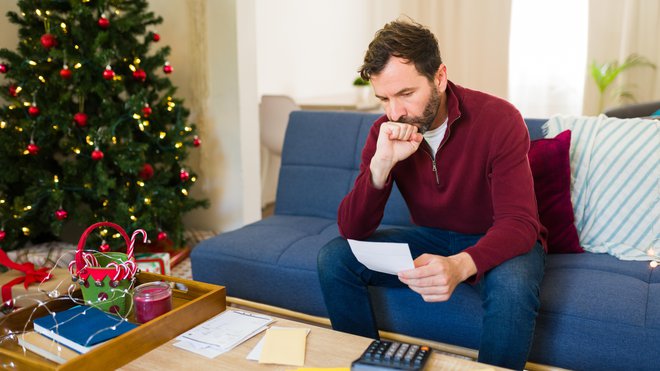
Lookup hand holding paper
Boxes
[348,239,414,275]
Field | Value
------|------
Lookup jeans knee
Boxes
[485,278,541,316]
[317,237,351,274]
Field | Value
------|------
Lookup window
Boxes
[508,0,588,118]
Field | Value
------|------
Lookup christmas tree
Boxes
[0,0,207,251]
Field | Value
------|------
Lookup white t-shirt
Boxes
[423,118,448,158]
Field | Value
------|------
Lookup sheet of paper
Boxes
[173,339,227,358]
[247,327,310,361]
[175,310,273,358]
[348,239,414,275]
[258,327,310,366]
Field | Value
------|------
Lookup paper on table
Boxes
[348,239,414,275]
[174,310,273,358]
[258,327,310,366]
[173,339,227,359]
[246,327,310,361]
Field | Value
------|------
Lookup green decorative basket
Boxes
[71,222,139,316]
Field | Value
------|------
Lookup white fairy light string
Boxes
[0,224,148,364]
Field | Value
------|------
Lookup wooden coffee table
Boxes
[120,310,507,370]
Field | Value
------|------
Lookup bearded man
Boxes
[317,19,547,371]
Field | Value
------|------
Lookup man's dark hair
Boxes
[359,19,442,82]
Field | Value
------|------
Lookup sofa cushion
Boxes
[528,130,583,254]
[276,111,413,226]
[543,115,659,260]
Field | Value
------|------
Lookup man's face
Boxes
[370,57,445,134]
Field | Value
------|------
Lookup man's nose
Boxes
[387,100,405,122]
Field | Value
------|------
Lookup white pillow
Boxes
[543,115,659,260]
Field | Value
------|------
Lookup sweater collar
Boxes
[445,80,462,127]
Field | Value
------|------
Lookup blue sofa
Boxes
[191,110,660,371]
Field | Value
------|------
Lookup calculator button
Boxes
[352,339,431,371]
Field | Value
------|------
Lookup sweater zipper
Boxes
[431,154,440,185]
[423,145,440,185]
[424,115,458,185]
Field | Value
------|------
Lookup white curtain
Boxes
[508,0,589,118]
[582,0,660,114]
[370,0,513,99]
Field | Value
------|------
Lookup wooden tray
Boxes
[0,272,226,370]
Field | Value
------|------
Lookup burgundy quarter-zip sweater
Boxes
[338,81,548,283]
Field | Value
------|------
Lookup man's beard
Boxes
[397,86,440,134]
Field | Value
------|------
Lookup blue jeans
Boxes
[317,227,545,370]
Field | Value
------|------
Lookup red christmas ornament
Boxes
[133,69,146,82]
[152,32,160,42]
[0,63,8,74]
[91,148,104,161]
[8,85,18,97]
[0,230,5,241]
[73,112,88,127]
[163,62,173,74]
[139,163,154,180]
[40,33,57,49]
[28,105,40,117]
[142,104,152,118]
[55,208,68,220]
[193,136,201,147]
[99,242,110,252]
[98,16,110,29]
[180,169,190,182]
[27,142,39,155]
[60,65,72,79]
[157,231,168,242]
[103,65,115,80]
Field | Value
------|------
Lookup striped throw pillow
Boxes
[543,115,659,260]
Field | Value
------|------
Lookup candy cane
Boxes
[124,260,138,277]
[82,251,98,267]
[128,229,147,259]
[68,260,77,276]
[106,261,124,281]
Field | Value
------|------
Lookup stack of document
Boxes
[247,326,311,366]
[174,310,273,358]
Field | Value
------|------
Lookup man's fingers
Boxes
[384,122,420,141]
[413,253,435,268]
[400,274,448,288]
[420,294,450,302]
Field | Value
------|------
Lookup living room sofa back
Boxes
[276,110,546,224]
[191,110,659,371]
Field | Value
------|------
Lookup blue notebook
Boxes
[33,305,137,353]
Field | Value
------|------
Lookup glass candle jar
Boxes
[133,281,172,323]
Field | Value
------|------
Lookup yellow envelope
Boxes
[259,327,309,366]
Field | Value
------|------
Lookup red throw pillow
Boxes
[528,130,583,254]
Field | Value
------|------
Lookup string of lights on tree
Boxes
[0,0,208,251]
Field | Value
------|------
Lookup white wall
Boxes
[0,2,18,104]
[145,1,262,233]
[255,0,381,100]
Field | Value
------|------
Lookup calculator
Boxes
[350,339,432,370]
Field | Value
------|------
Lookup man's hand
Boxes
[370,122,423,189]
[397,252,477,302]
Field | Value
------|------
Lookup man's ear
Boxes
[435,64,448,91]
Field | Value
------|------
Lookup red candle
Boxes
[133,281,172,323]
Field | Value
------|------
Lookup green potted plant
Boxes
[590,53,656,113]
[353,76,372,105]
[353,76,370,87]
